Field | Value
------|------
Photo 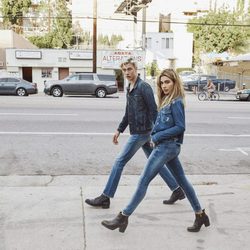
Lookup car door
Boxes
[0,78,9,94]
[61,75,80,94]
[78,74,95,94]
[6,77,20,94]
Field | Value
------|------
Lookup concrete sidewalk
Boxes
[1,174,250,250]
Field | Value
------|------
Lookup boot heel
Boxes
[119,224,127,233]
[204,217,210,227]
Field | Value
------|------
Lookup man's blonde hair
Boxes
[156,69,185,109]
[120,58,137,69]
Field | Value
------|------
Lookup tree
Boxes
[187,6,250,60]
[51,0,73,48]
[2,0,32,33]
[28,0,73,48]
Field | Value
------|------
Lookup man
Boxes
[85,58,185,209]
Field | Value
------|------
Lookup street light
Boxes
[114,0,152,49]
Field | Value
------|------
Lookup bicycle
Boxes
[198,89,220,101]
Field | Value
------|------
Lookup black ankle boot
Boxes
[85,194,110,209]
[187,209,210,232]
[102,212,129,233]
[163,187,185,205]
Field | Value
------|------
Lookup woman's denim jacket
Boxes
[151,97,185,144]
[118,77,157,135]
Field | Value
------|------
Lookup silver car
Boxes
[0,77,38,96]
[44,73,118,98]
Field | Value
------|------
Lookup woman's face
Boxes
[160,75,174,96]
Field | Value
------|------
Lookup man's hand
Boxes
[113,131,120,145]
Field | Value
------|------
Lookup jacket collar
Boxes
[127,77,140,93]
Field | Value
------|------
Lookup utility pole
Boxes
[93,0,97,73]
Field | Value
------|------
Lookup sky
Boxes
[71,0,242,42]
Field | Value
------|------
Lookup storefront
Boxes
[5,49,146,92]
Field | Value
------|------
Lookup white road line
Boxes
[0,132,250,137]
[228,117,250,120]
[185,134,250,137]
[0,113,78,116]
[219,147,250,156]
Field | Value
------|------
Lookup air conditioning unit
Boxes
[0,61,4,67]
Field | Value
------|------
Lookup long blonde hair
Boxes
[156,69,185,109]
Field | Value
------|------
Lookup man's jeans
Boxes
[103,133,179,198]
[123,141,202,215]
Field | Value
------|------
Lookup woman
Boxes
[101,69,210,233]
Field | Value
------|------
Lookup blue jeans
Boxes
[123,140,202,215]
[103,133,179,198]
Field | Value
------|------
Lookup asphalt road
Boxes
[0,92,249,176]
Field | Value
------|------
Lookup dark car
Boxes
[44,73,118,98]
[183,74,217,91]
[0,77,38,96]
[236,89,250,101]
[183,74,236,92]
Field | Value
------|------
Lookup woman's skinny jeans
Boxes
[123,140,202,215]
[103,133,179,198]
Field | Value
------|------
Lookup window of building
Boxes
[146,37,152,48]
[41,68,53,78]
[161,38,174,49]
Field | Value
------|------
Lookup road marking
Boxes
[228,117,250,120]
[0,132,250,137]
[186,134,250,137]
[219,147,250,156]
[0,113,78,116]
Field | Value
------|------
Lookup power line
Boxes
[1,15,250,28]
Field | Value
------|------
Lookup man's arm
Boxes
[117,102,129,133]
[141,83,158,124]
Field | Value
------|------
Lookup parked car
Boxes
[183,74,216,91]
[0,77,38,96]
[44,73,118,98]
[183,74,236,92]
[236,89,250,101]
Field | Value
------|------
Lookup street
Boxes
[0,92,249,176]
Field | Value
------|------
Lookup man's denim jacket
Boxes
[118,77,157,135]
[151,97,185,144]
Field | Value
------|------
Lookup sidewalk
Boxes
[1,174,250,250]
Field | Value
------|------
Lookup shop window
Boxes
[42,68,53,78]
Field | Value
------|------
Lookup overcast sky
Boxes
[72,0,241,37]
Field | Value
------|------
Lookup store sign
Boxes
[15,50,42,59]
[102,50,145,69]
[69,51,93,60]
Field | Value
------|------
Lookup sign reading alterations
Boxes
[102,50,145,69]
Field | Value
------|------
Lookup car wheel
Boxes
[51,86,63,97]
[224,86,230,92]
[16,88,28,96]
[96,88,107,98]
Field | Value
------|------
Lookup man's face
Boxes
[121,63,137,82]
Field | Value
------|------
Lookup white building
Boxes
[5,48,146,92]
[144,31,193,69]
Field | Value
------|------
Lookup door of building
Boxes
[22,67,32,82]
[59,68,69,80]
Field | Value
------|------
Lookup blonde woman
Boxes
[102,69,210,233]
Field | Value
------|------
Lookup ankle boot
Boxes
[163,187,185,205]
[102,212,129,233]
[85,194,110,209]
[187,209,210,232]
